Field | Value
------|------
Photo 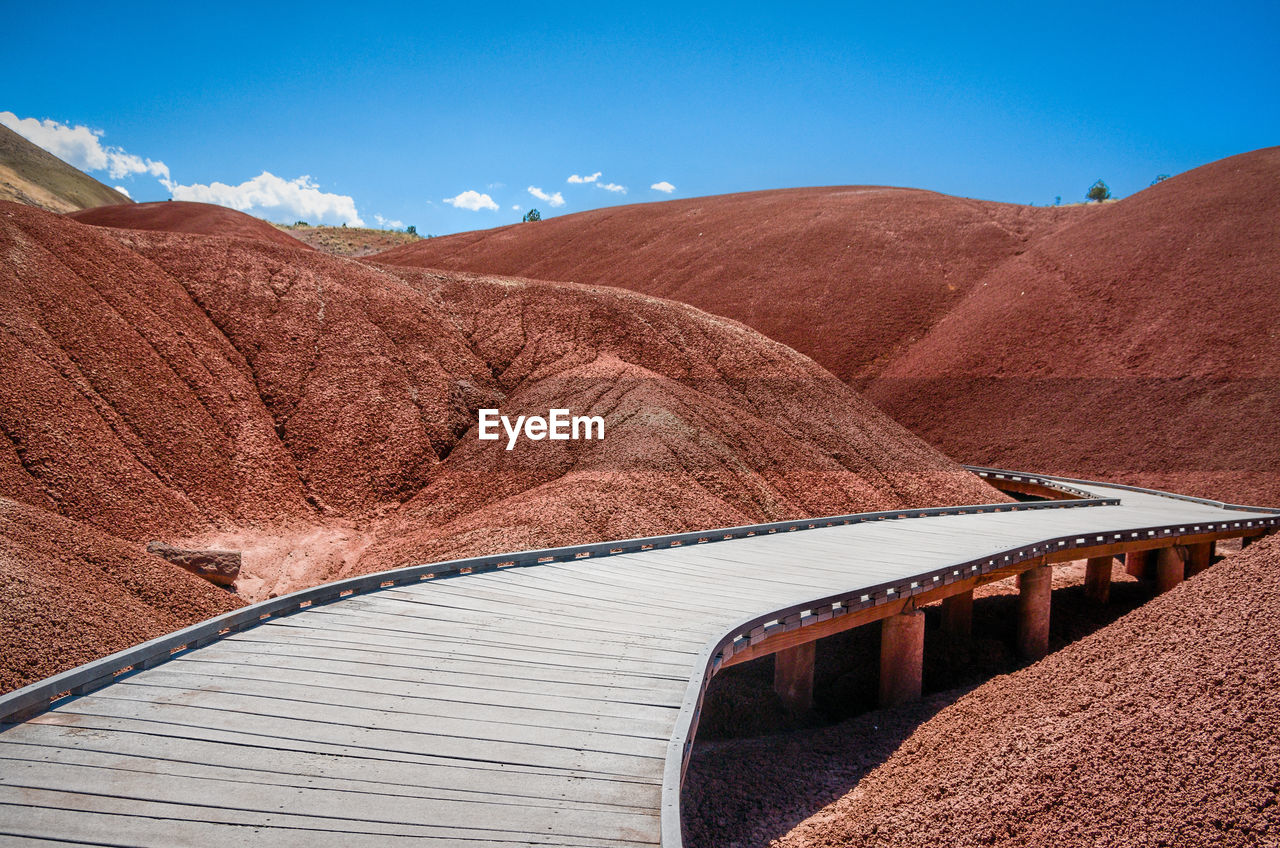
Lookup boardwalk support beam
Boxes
[773,641,815,715]
[1017,564,1052,660]
[1084,556,1113,604]
[1126,549,1153,579]
[1155,546,1186,593]
[1185,541,1214,577]
[941,589,973,639]
[879,610,924,707]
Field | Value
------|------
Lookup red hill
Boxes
[375,149,1279,504]
[867,147,1280,504]
[68,200,310,250]
[375,187,1088,383]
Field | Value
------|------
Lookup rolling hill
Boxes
[377,186,1089,384]
[375,148,1280,504]
[867,147,1280,505]
[70,200,311,250]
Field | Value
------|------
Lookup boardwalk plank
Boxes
[0,737,660,811]
[114,667,678,737]
[0,760,659,841]
[54,695,667,775]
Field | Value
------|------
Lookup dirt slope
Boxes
[769,533,1280,848]
[0,123,132,213]
[69,200,310,250]
[375,187,1089,383]
[868,147,1280,504]
[0,496,244,693]
[1,201,1005,638]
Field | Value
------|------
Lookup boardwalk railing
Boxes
[0,473,1111,725]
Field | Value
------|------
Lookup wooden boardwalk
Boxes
[0,470,1275,846]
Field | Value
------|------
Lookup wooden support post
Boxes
[1017,564,1052,660]
[879,610,924,708]
[940,589,973,639]
[1184,542,1214,577]
[1126,549,1154,580]
[773,641,815,716]
[1084,556,1113,604]
[1241,535,1254,550]
[1155,546,1186,593]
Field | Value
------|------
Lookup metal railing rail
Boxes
[964,465,1280,515]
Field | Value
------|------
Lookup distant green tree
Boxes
[1086,179,1111,203]
[522,208,542,223]
[294,220,308,227]
[406,225,417,235]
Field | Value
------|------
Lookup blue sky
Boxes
[3,1,1276,234]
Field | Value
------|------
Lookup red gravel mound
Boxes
[375,187,1088,383]
[1,200,1005,683]
[771,534,1280,848]
[867,147,1280,504]
[0,497,244,693]
[68,200,310,250]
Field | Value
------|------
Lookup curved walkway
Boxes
[0,470,1275,846]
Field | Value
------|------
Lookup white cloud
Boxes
[597,182,627,194]
[374,214,405,229]
[166,172,364,226]
[512,204,521,211]
[443,190,499,211]
[650,181,676,194]
[114,185,131,199]
[487,182,506,189]
[527,185,565,207]
[567,171,601,184]
[0,111,170,181]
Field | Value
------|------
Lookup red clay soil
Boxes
[0,201,1006,688]
[374,187,1089,384]
[868,148,1280,506]
[68,200,311,250]
[0,496,243,692]
[685,536,1280,848]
